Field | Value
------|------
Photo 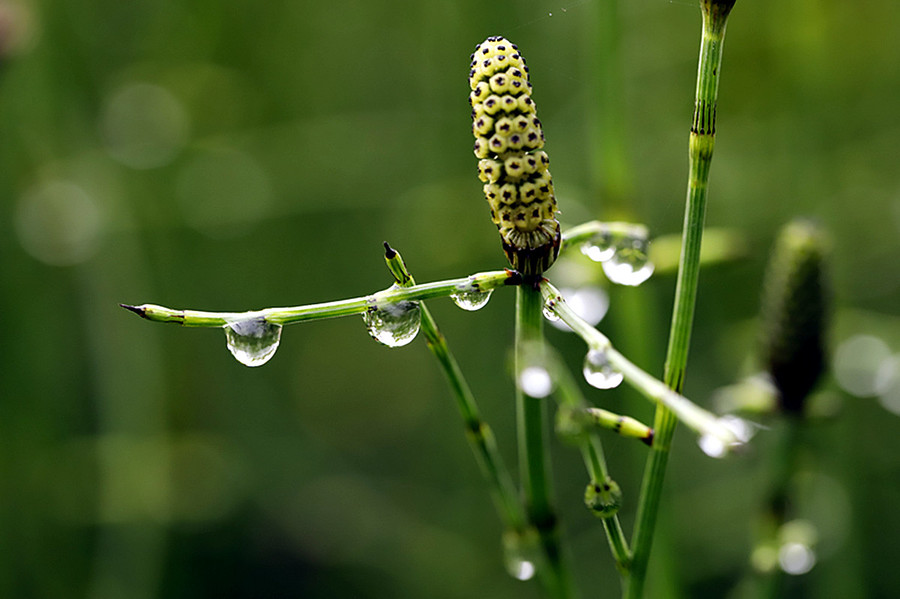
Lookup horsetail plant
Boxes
[124,10,747,596]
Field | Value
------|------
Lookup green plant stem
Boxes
[516,284,572,599]
[540,281,736,446]
[383,245,525,531]
[560,221,649,253]
[549,351,631,571]
[626,2,736,597]
[121,269,517,327]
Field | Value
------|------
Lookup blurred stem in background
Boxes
[627,2,737,597]
[515,284,574,599]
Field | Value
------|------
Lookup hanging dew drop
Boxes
[583,349,624,390]
[581,233,615,263]
[519,366,554,398]
[363,290,421,347]
[502,528,541,581]
[542,303,560,322]
[602,237,655,286]
[224,316,283,367]
[450,288,493,311]
[698,415,754,458]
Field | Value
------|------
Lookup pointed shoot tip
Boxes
[120,303,147,318]
[383,241,397,259]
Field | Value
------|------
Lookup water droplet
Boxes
[450,288,493,311]
[549,286,609,332]
[519,366,554,398]
[581,232,615,263]
[363,290,421,347]
[697,414,753,457]
[779,543,816,575]
[224,317,282,367]
[602,237,654,286]
[542,303,560,322]
[582,349,623,390]
[502,528,541,581]
[777,520,818,575]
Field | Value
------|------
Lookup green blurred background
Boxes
[2,0,899,597]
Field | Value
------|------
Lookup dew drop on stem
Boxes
[502,528,541,581]
[450,288,493,311]
[581,231,615,263]
[224,317,283,367]
[518,365,554,398]
[363,287,421,347]
[602,236,654,286]
[582,348,624,390]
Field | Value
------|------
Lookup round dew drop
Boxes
[582,349,624,390]
[602,237,654,286]
[224,317,283,367]
[502,529,541,582]
[450,288,494,311]
[363,299,421,347]
[519,366,554,398]
[581,235,615,263]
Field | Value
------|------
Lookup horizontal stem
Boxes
[560,220,649,253]
[122,270,518,327]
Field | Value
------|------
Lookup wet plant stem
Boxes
[516,283,572,599]
[121,269,517,327]
[626,2,736,597]
[383,245,525,532]
[541,281,736,446]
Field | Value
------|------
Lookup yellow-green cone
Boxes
[469,36,560,277]
[759,220,828,414]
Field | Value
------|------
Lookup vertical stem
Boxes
[626,2,736,597]
[516,284,572,598]
[383,244,525,531]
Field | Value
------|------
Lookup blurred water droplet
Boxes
[363,290,421,347]
[834,335,892,397]
[549,286,609,332]
[779,542,816,575]
[697,415,752,458]
[581,232,615,263]
[877,355,900,416]
[602,237,654,286]
[450,288,493,311]
[224,317,282,366]
[101,82,189,169]
[15,180,103,266]
[519,366,553,398]
[582,349,623,390]
[502,529,541,581]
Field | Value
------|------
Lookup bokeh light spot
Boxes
[101,82,189,169]
[15,180,103,266]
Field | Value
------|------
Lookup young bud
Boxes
[469,36,560,278]
[759,220,829,414]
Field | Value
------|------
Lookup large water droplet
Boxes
[582,349,623,390]
[363,290,421,347]
[502,528,541,581]
[602,237,654,286]
[450,288,493,311]
[224,317,282,366]
[519,366,554,398]
[581,231,615,263]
